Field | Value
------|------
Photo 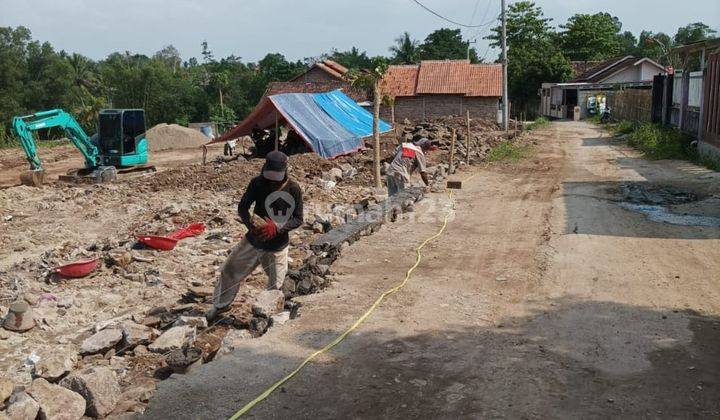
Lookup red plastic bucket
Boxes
[137,235,178,251]
[53,257,99,278]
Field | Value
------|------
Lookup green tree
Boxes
[559,13,625,61]
[487,2,572,116]
[673,22,717,46]
[389,32,420,64]
[420,28,478,62]
[328,47,373,69]
[636,31,673,64]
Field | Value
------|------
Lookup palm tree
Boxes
[389,32,420,64]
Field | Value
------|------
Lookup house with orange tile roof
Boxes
[380,60,502,122]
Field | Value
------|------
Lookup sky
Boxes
[0,0,718,63]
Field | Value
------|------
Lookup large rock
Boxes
[0,377,12,403]
[120,321,159,348]
[148,326,195,353]
[251,290,285,318]
[80,329,123,355]
[60,367,119,418]
[33,348,77,382]
[5,392,40,420]
[27,378,85,420]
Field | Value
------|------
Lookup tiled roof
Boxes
[380,60,502,98]
[290,59,349,82]
[380,65,419,97]
[323,59,348,75]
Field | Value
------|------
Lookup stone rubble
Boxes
[60,367,120,418]
[4,392,40,420]
[80,329,123,356]
[27,378,86,420]
[148,326,196,354]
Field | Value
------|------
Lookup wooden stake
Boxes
[274,111,279,151]
[465,110,471,165]
[449,128,456,174]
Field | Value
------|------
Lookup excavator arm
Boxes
[12,109,99,172]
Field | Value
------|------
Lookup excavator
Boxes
[12,108,153,186]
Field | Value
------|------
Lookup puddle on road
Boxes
[617,183,720,227]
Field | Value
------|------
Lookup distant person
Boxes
[205,151,303,321]
[386,139,433,196]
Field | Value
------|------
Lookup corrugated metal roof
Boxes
[380,60,502,98]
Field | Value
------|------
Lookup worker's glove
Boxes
[257,217,278,240]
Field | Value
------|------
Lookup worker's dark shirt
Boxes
[238,176,304,251]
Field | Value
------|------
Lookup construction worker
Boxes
[386,138,433,196]
[205,151,303,320]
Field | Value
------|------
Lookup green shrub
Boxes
[487,141,531,163]
[615,120,636,135]
[627,123,692,160]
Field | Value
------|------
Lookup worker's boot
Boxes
[204,305,231,322]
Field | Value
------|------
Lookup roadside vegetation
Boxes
[527,117,550,131]
[487,140,532,163]
[609,121,720,171]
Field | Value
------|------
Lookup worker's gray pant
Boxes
[386,174,405,196]
[212,238,288,309]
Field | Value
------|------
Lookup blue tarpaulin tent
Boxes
[214,89,392,159]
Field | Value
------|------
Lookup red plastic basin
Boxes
[138,235,178,251]
[53,257,99,278]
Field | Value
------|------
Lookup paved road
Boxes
[144,122,720,419]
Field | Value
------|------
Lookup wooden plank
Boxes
[446,180,462,189]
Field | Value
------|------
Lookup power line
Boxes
[410,0,497,28]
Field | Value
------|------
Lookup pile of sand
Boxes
[146,123,209,152]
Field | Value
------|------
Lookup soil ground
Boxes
[144,121,720,419]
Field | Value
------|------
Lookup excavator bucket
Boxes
[19,170,46,187]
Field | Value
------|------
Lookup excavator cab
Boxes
[96,109,149,167]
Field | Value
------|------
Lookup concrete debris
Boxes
[80,329,123,355]
[27,378,86,420]
[270,311,290,326]
[165,346,203,374]
[148,326,196,353]
[120,321,160,348]
[60,367,120,418]
[251,290,285,318]
[32,348,77,382]
[315,179,336,190]
[4,392,39,420]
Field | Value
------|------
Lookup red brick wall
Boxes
[381,95,499,122]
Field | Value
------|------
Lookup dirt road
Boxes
[144,121,720,419]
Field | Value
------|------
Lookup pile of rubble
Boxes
[396,117,507,165]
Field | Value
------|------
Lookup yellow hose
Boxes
[230,181,469,419]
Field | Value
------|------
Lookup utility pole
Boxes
[501,0,509,132]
